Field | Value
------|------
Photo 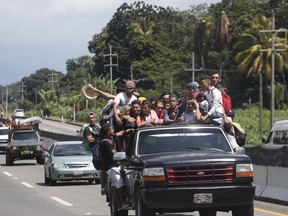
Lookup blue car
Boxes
[44,141,100,186]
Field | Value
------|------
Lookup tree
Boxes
[233,15,288,80]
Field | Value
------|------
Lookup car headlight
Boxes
[236,163,254,178]
[143,167,165,182]
[53,163,66,169]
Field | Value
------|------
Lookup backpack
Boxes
[221,92,232,112]
[82,125,101,151]
[232,122,247,146]
[211,88,232,112]
[91,141,104,170]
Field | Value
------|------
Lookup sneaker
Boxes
[117,203,130,211]
[101,187,107,196]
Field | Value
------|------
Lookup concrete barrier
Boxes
[246,145,288,205]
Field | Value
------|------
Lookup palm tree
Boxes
[193,14,213,68]
[233,15,288,80]
[130,17,154,37]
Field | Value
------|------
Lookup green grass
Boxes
[234,105,288,144]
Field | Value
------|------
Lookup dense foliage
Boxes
[0,0,287,144]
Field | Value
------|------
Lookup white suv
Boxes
[264,120,288,146]
[13,109,25,118]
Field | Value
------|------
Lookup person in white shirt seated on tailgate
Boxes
[199,75,224,125]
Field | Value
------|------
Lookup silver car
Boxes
[44,141,100,186]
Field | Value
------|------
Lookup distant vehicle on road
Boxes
[6,127,44,165]
[263,120,288,146]
[12,109,25,118]
[43,141,100,186]
[0,126,9,152]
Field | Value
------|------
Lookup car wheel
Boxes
[110,187,128,216]
[49,170,57,186]
[232,202,254,216]
[44,169,49,184]
[199,209,217,216]
[135,187,155,216]
[95,179,101,184]
[6,152,14,166]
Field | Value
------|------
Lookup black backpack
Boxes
[91,141,104,170]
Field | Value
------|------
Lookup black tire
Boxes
[49,170,57,186]
[232,202,254,216]
[135,188,155,216]
[95,179,101,184]
[44,169,49,184]
[110,188,128,216]
[199,209,217,216]
[36,156,44,164]
[6,152,14,166]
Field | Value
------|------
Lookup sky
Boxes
[0,0,221,86]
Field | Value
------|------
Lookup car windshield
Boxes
[0,129,9,135]
[137,128,231,155]
[53,143,90,156]
[12,131,37,140]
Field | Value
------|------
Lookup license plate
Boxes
[73,170,83,176]
[194,193,213,204]
[23,150,32,154]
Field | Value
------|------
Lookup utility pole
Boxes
[19,81,27,100]
[260,10,287,128]
[48,71,58,91]
[5,86,8,118]
[185,52,202,82]
[104,45,118,94]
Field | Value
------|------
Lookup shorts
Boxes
[107,167,124,189]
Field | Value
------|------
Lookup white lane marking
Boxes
[3,171,12,176]
[50,197,73,206]
[21,182,34,188]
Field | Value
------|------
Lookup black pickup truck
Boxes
[109,124,255,216]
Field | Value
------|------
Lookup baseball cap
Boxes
[186,82,199,91]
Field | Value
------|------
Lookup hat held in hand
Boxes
[81,84,98,100]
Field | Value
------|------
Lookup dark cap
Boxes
[186,82,199,91]
[226,109,235,117]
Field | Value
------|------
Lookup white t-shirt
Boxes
[113,92,137,113]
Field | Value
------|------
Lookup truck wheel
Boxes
[232,203,254,216]
[110,188,128,216]
[6,152,14,166]
[199,210,217,216]
[135,188,155,216]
